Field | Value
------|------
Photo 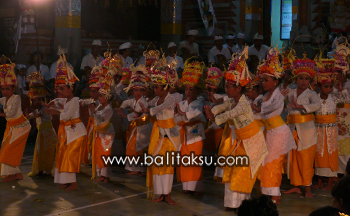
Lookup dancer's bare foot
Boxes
[305,186,314,197]
[313,178,323,189]
[283,187,301,194]
[59,184,69,188]
[152,195,164,203]
[65,182,78,191]
[103,177,110,183]
[127,171,139,175]
[182,190,190,194]
[2,173,23,182]
[164,194,176,205]
[94,176,105,182]
[194,192,203,196]
[271,196,281,205]
[322,184,333,191]
[333,177,339,184]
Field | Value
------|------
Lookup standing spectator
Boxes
[80,40,104,79]
[166,42,184,71]
[179,29,199,60]
[248,33,269,62]
[26,51,50,82]
[119,42,133,68]
[16,64,27,95]
[208,35,231,65]
[223,34,235,55]
[233,33,246,53]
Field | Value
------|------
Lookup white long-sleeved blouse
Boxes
[286,88,321,151]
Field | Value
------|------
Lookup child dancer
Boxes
[176,58,206,195]
[90,72,115,182]
[142,56,180,205]
[0,62,31,182]
[45,53,87,191]
[284,57,321,197]
[332,38,350,175]
[204,47,267,211]
[203,66,225,154]
[80,66,101,164]
[245,77,264,131]
[314,59,349,190]
[117,65,152,176]
[26,72,59,177]
[257,47,296,204]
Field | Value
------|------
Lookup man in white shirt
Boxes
[26,51,50,82]
[50,48,73,83]
[16,64,28,95]
[223,34,235,55]
[179,29,199,59]
[208,35,231,64]
[80,40,104,76]
[119,42,133,68]
[233,33,245,54]
[248,33,269,62]
[166,42,184,71]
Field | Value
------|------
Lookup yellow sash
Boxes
[264,115,285,130]
[60,118,82,126]
[315,114,337,124]
[287,113,314,124]
[146,118,176,195]
[7,115,26,127]
[235,121,261,140]
[177,120,203,145]
[147,118,176,155]
[256,119,265,128]
[92,121,112,179]
[128,115,151,135]
[217,121,237,157]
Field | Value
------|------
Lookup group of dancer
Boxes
[1,36,350,211]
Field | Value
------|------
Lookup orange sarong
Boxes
[315,133,338,172]
[0,115,30,168]
[82,116,94,165]
[222,141,257,193]
[55,119,86,173]
[177,140,203,183]
[260,154,286,188]
[289,130,316,186]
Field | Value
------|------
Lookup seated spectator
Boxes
[237,195,279,216]
[346,158,350,175]
[332,175,350,215]
[309,206,342,216]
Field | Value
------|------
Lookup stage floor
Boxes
[0,143,333,216]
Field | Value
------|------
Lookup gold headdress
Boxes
[27,72,48,99]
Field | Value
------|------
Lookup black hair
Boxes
[32,51,43,59]
[331,175,350,214]
[30,51,43,65]
[186,35,195,40]
[119,49,127,55]
[309,206,341,216]
[64,83,77,93]
[346,157,350,175]
[237,195,279,216]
